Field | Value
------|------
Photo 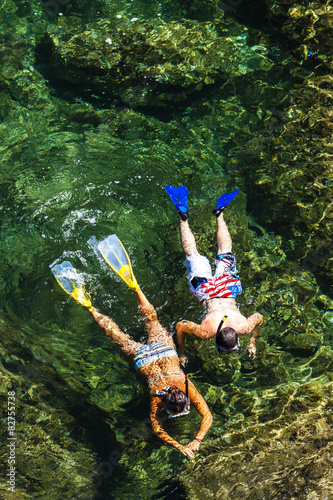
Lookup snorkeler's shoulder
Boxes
[222,311,250,335]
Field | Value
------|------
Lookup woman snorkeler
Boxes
[89,286,213,458]
[51,256,212,458]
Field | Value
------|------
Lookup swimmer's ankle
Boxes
[179,210,189,221]
[213,208,224,218]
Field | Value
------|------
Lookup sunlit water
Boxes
[1,1,333,499]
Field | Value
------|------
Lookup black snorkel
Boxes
[216,315,228,338]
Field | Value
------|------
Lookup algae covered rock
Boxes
[45,16,273,107]
[265,0,333,70]
[181,376,333,500]
[218,1,333,294]
[0,319,97,500]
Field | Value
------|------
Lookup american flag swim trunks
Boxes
[184,252,242,302]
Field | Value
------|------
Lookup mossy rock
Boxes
[46,17,273,107]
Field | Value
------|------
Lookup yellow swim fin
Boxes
[50,261,92,309]
[98,235,139,292]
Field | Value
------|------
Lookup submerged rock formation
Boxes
[44,16,273,107]
[182,376,333,499]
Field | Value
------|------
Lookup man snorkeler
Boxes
[165,186,263,364]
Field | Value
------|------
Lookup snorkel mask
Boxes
[156,375,190,418]
[166,404,190,418]
[215,316,241,354]
[216,336,241,354]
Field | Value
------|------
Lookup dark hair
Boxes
[164,386,187,413]
[216,327,238,349]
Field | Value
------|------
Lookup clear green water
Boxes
[1,1,333,499]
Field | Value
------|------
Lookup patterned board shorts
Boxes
[184,252,242,302]
[133,342,178,370]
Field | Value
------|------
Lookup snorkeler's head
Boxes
[164,386,188,414]
[216,327,241,354]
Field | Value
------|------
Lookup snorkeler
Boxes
[50,237,212,459]
[165,186,264,363]
[89,287,212,458]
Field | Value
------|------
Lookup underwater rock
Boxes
[0,337,97,499]
[0,13,55,112]
[45,16,273,107]
[224,1,333,290]
[265,0,333,69]
[197,339,243,385]
[181,377,333,500]
[161,0,224,22]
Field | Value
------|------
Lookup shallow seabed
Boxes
[0,0,333,499]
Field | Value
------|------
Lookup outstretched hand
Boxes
[178,439,201,458]
[179,445,195,458]
[187,440,200,452]
[248,342,256,360]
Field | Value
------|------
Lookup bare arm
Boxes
[150,397,195,458]
[186,382,213,453]
[189,382,213,439]
[241,313,264,359]
[176,321,209,362]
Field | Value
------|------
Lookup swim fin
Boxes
[50,260,92,309]
[213,190,240,217]
[165,185,189,220]
[98,235,139,292]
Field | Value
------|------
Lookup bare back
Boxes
[202,297,250,337]
[137,356,183,387]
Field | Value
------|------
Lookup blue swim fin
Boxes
[165,185,189,220]
[213,190,240,217]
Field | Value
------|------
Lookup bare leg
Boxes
[90,307,141,363]
[179,220,200,257]
[135,287,176,349]
[216,213,232,254]
[136,286,151,309]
